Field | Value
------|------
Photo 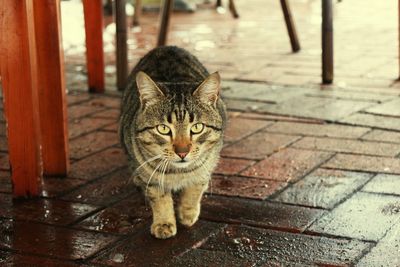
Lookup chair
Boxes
[154,0,338,84]
[156,0,301,51]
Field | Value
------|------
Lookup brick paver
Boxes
[201,195,324,232]
[221,132,299,159]
[0,198,98,226]
[324,154,400,174]
[68,117,115,139]
[223,117,272,143]
[92,221,225,266]
[361,129,400,143]
[0,0,399,265]
[214,157,255,175]
[362,174,400,195]
[356,222,400,266]
[62,168,135,205]
[340,113,400,131]
[69,131,119,160]
[201,225,372,265]
[209,175,287,200]
[75,194,151,235]
[365,98,400,116]
[308,192,400,241]
[68,147,128,180]
[293,136,400,157]
[274,168,373,209]
[0,219,118,260]
[265,121,370,138]
[242,148,333,182]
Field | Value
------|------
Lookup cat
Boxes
[119,46,227,239]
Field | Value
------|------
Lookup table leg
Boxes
[83,0,105,93]
[0,0,43,197]
[33,0,69,176]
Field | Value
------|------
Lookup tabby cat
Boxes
[119,46,227,239]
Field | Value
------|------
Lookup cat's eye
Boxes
[191,123,204,134]
[156,124,171,135]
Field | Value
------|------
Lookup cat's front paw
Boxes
[151,222,177,239]
[178,207,200,227]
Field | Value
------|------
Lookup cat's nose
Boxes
[174,143,191,159]
[177,152,188,159]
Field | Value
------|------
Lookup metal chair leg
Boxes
[322,0,333,84]
[280,0,300,53]
[115,0,128,91]
[133,0,142,26]
[157,0,173,46]
[229,0,239,18]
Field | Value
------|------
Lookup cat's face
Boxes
[134,72,224,169]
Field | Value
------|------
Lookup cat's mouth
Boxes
[172,159,191,168]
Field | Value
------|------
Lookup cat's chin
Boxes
[171,160,192,169]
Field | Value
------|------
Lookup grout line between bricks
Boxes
[236,135,303,175]
[54,166,128,199]
[266,152,337,201]
[303,173,378,234]
[353,217,400,265]
[69,142,121,162]
[66,191,141,227]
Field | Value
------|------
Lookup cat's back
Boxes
[133,46,209,82]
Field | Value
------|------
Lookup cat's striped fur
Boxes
[119,46,227,239]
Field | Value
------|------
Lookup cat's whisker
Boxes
[161,159,169,193]
[133,154,162,177]
[197,159,213,195]
[145,159,164,197]
[158,159,168,194]
[160,159,169,193]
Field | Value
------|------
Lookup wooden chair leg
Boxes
[33,0,69,176]
[0,0,43,197]
[157,0,174,47]
[133,0,142,26]
[280,0,300,52]
[322,0,334,84]
[83,0,105,93]
[216,0,222,8]
[116,0,128,91]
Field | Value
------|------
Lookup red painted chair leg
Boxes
[83,0,105,93]
[33,0,69,176]
[0,0,43,197]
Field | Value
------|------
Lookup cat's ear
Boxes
[136,71,165,108]
[193,72,221,106]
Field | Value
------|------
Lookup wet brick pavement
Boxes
[1,0,400,265]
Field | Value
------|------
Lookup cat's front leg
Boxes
[146,186,177,239]
[178,182,208,227]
